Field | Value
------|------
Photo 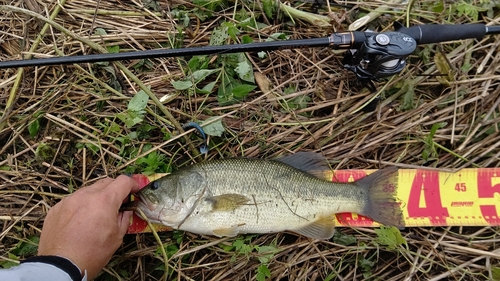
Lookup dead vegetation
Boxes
[1,0,500,280]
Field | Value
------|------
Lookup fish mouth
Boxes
[134,199,164,224]
[134,194,157,213]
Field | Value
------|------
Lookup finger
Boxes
[64,177,113,199]
[117,211,133,236]
[84,177,114,191]
[104,175,140,207]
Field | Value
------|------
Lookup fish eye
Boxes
[150,181,160,190]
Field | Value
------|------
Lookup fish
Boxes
[135,152,404,239]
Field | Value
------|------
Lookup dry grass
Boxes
[1,0,500,280]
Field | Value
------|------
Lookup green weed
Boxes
[0,236,39,269]
[34,142,55,163]
[28,111,44,137]
[134,150,170,176]
[170,18,259,105]
[422,122,447,162]
[220,236,279,280]
[453,1,488,21]
[116,89,150,128]
[332,231,357,246]
[374,226,407,250]
[124,144,172,175]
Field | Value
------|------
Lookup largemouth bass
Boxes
[136,152,403,239]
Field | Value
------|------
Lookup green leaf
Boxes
[241,35,254,44]
[94,28,107,35]
[267,33,287,41]
[193,7,211,21]
[454,2,487,21]
[136,151,167,175]
[106,45,120,54]
[198,81,217,94]
[28,111,44,138]
[492,266,500,280]
[222,21,240,41]
[434,52,454,87]
[324,272,336,281]
[333,232,357,246]
[188,55,208,71]
[289,95,311,110]
[256,245,279,264]
[374,226,406,250]
[155,244,179,258]
[262,0,275,18]
[201,117,225,137]
[429,122,447,136]
[11,236,39,256]
[422,122,447,161]
[359,256,375,278]
[0,253,18,269]
[116,111,144,128]
[35,142,55,162]
[128,90,149,111]
[0,165,11,171]
[0,261,18,269]
[397,79,415,111]
[108,121,121,133]
[256,264,271,281]
[133,59,153,71]
[191,69,218,82]
[431,1,444,12]
[28,119,40,138]
[234,60,254,83]
[210,26,229,46]
[232,239,253,255]
[232,84,256,98]
[171,80,193,90]
[284,85,296,94]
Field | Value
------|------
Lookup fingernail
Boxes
[130,174,150,189]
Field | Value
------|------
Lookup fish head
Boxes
[136,170,208,227]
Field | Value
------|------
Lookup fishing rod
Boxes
[1,23,499,87]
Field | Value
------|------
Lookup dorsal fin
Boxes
[274,152,330,178]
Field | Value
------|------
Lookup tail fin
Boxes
[355,167,404,228]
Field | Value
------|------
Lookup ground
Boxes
[1,0,500,280]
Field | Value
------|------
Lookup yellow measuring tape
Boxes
[128,168,500,233]
[330,168,500,227]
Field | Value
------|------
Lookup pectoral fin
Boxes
[292,216,336,239]
[206,194,250,211]
[212,226,239,237]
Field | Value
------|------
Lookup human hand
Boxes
[38,175,140,280]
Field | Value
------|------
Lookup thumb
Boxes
[118,211,133,236]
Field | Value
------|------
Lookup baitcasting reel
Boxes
[342,31,417,91]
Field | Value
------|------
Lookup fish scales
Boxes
[136,152,403,239]
[180,158,366,234]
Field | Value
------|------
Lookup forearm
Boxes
[0,256,87,281]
